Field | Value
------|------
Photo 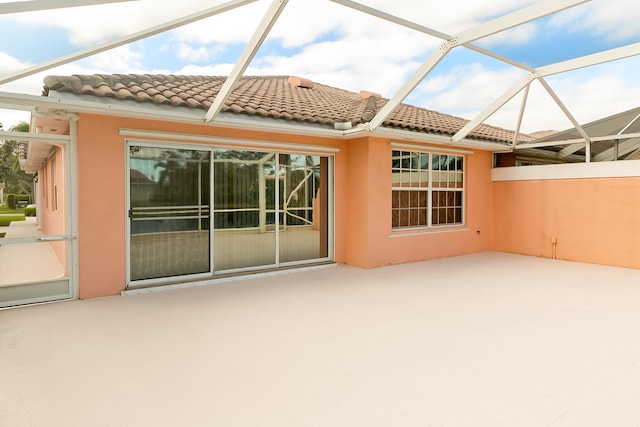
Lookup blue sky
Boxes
[1,0,639,134]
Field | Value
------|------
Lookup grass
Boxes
[0,215,25,227]
[0,205,25,214]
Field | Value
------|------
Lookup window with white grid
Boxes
[391,150,464,229]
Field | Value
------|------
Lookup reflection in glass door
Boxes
[278,154,328,263]
[127,142,332,285]
[213,150,276,271]
[128,146,211,281]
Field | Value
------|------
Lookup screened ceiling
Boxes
[1,0,639,162]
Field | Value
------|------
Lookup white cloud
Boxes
[354,0,537,34]
[410,55,640,134]
[8,0,253,46]
[415,63,524,115]
[177,63,236,76]
[87,45,144,72]
[170,1,269,46]
[0,51,44,95]
[543,58,640,124]
[549,0,640,41]
[0,51,31,75]
[176,43,226,63]
[476,23,538,48]
[1,0,639,137]
[0,109,30,130]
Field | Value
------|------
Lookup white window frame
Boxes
[391,149,465,230]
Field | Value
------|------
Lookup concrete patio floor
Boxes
[0,217,65,285]
[2,252,640,426]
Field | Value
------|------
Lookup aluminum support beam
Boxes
[366,0,587,133]
[329,0,533,72]
[329,0,450,39]
[556,110,640,158]
[619,112,640,134]
[454,0,588,45]
[457,0,589,44]
[452,73,535,142]
[538,78,591,161]
[0,0,256,86]
[366,44,449,131]
[557,142,586,159]
[204,0,288,122]
[512,84,530,148]
[537,42,640,77]
[0,131,70,144]
[517,132,640,149]
[593,139,640,162]
[0,0,136,15]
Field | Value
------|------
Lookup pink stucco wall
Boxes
[344,138,493,268]
[76,114,350,298]
[39,146,66,268]
[75,113,494,298]
[492,178,640,269]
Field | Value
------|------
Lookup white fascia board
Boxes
[0,90,512,150]
[219,115,510,151]
[367,127,510,152]
[492,159,640,181]
[0,130,69,144]
[3,90,205,122]
[43,91,344,137]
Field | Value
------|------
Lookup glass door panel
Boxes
[279,154,328,263]
[129,146,211,282]
[213,150,276,271]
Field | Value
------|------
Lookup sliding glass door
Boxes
[127,142,332,286]
[212,150,276,271]
[128,146,211,281]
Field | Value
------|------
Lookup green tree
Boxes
[0,121,33,202]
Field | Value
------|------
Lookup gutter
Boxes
[0,90,514,152]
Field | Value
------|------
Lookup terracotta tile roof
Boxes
[43,74,527,144]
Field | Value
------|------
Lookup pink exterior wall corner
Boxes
[492,177,640,269]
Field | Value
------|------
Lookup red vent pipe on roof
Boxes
[288,76,313,89]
